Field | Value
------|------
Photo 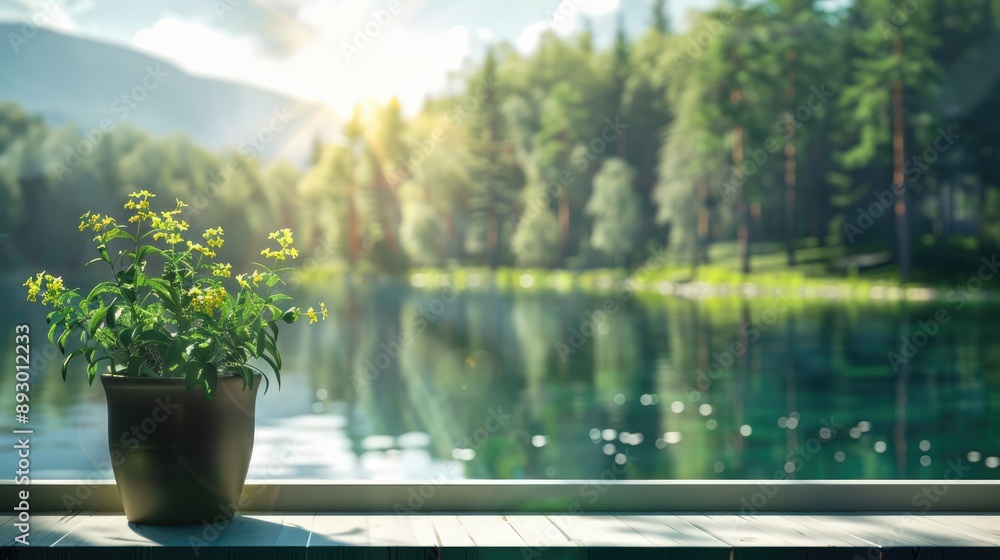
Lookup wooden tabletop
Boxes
[3,513,1000,559]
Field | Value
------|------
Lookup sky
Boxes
[0,0,717,115]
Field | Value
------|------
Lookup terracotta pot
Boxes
[100,373,260,525]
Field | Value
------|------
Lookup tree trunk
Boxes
[697,178,710,265]
[486,190,498,269]
[784,55,797,266]
[348,184,359,264]
[732,89,750,275]
[892,38,910,281]
[559,188,570,262]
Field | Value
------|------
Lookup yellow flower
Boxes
[320,302,328,320]
[260,228,297,261]
[306,307,318,324]
[212,263,232,278]
[125,190,156,223]
[235,274,250,289]
[78,211,91,231]
[25,273,67,306]
[186,241,217,259]
[78,212,116,233]
[23,272,44,303]
[251,270,265,286]
[188,286,228,314]
[203,227,225,249]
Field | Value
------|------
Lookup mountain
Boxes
[0,24,340,165]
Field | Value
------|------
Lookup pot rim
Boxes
[100,372,263,386]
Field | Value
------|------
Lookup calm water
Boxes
[2,276,999,481]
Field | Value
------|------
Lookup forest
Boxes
[2,0,999,285]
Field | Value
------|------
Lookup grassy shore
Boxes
[297,238,997,302]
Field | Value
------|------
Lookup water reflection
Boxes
[2,275,999,480]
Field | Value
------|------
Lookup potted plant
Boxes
[24,190,326,525]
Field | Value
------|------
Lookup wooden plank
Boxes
[275,514,316,546]
[891,515,999,547]
[806,515,939,548]
[458,515,526,547]
[930,515,1000,543]
[310,514,370,547]
[431,515,475,547]
[2,513,87,547]
[368,513,420,546]
[648,516,732,547]
[546,515,614,547]
[677,515,798,547]
[742,515,870,548]
[616,515,721,547]
[505,515,573,547]
[573,515,654,547]
[51,514,123,546]
[209,514,287,547]
[407,514,440,547]
[776,515,875,547]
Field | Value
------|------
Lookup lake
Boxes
[2,275,999,481]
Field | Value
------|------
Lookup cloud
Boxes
[519,0,620,52]
[516,21,549,53]
[130,11,473,117]
[548,0,620,32]
[0,0,81,32]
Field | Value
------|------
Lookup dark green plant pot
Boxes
[100,373,261,525]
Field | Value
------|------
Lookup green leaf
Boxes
[263,336,281,369]
[267,320,279,339]
[146,278,181,314]
[105,303,120,329]
[260,353,281,387]
[97,244,110,264]
[47,321,59,346]
[85,282,123,304]
[117,326,137,349]
[266,294,293,304]
[201,363,218,399]
[86,356,112,386]
[62,347,90,381]
[281,307,297,324]
[126,356,144,377]
[88,305,110,336]
[163,339,187,374]
[184,362,202,390]
[255,328,266,358]
[58,323,74,353]
[134,328,173,347]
